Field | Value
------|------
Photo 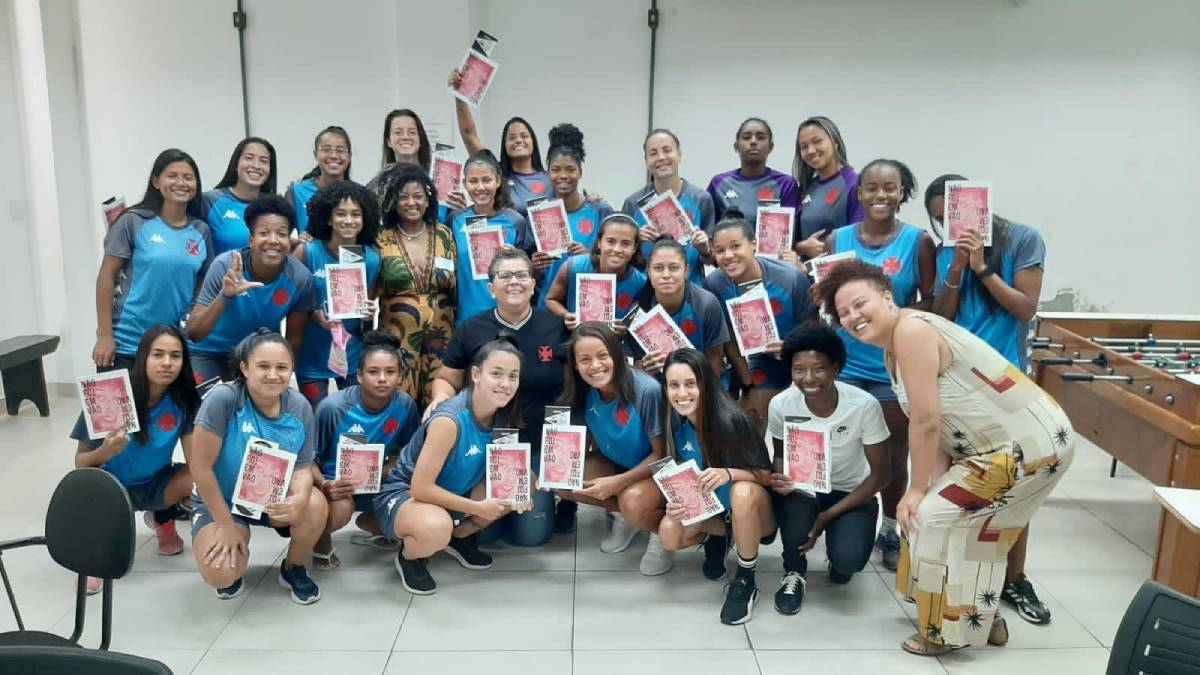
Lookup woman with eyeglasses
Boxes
[285,126,353,234]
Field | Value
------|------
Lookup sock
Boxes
[736,554,757,578]
[881,516,898,535]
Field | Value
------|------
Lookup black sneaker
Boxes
[554,500,577,534]
[720,574,759,625]
[445,534,493,570]
[875,530,900,571]
[1001,573,1051,624]
[215,577,244,600]
[394,546,436,595]
[702,535,727,580]
[277,564,321,605]
[774,571,806,615]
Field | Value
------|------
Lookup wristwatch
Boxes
[977,266,996,279]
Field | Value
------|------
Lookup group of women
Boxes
[75,71,1069,655]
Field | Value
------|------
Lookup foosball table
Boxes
[1032,312,1200,596]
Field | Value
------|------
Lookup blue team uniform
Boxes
[70,395,191,487]
[294,241,382,381]
[621,181,716,287]
[561,254,646,322]
[585,369,663,470]
[507,170,553,218]
[672,415,730,511]
[200,188,251,255]
[536,200,613,309]
[285,178,319,234]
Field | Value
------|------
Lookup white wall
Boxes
[0,2,36,342]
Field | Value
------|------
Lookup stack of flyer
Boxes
[538,406,585,490]
[652,458,725,526]
[232,437,296,518]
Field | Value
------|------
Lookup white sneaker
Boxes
[600,514,639,553]
[639,534,674,576]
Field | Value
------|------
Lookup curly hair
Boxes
[809,258,893,319]
[376,162,438,229]
[779,323,847,373]
[304,180,380,246]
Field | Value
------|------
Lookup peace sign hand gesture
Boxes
[221,252,264,298]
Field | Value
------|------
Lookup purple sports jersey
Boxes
[707,168,799,224]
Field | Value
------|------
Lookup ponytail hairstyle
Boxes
[711,212,757,243]
[215,137,278,196]
[233,329,293,381]
[380,109,432,171]
[358,330,402,372]
[129,325,199,445]
[304,180,381,247]
[660,349,770,472]
[792,116,850,197]
[546,122,585,167]
[130,148,203,219]
[635,236,688,311]
[924,173,1010,315]
[499,116,545,176]
[588,213,645,271]
[857,158,918,206]
[466,332,524,429]
[559,322,634,414]
[302,126,353,182]
[464,150,513,210]
[642,127,681,153]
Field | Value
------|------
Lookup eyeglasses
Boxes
[493,271,532,282]
[317,146,350,157]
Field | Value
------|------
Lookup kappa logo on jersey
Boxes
[348,424,365,434]
[882,256,902,276]
[538,345,553,363]
[186,239,200,256]
[682,441,694,455]
[387,496,400,513]
[801,195,812,205]
[314,268,327,279]
[724,189,739,201]
[465,444,482,457]
[148,233,166,244]
[271,288,291,306]
[223,209,238,219]
[241,422,255,433]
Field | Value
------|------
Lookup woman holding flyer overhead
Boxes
[428,249,569,545]
[451,152,533,327]
[826,158,936,572]
[555,324,671,576]
[532,123,613,308]
[706,118,800,224]
[791,116,864,260]
[810,259,1073,655]
[285,126,353,235]
[93,149,213,371]
[925,175,1052,626]
[71,325,201,592]
[656,349,775,625]
[292,181,382,406]
[373,337,529,595]
[621,129,715,287]
[202,137,278,256]
[189,330,327,605]
[310,331,418,569]
[765,324,890,616]
[632,238,729,376]
[544,214,646,334]
[705,217,817,432]
[187,195,318,383]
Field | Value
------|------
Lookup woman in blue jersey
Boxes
[285,126,353,235]
[657,349,775,625]
[632,238,729,377]
[189,330,327,605]
[622,129,716,287]
[544,214,646,334]
[532,123,612,309]
[705,217,817,432]
[373,337,528,595]
[292,181,382,406]
[926,174,1051,626]
[452,151,533,325]
[791,117,864,260]
[202,137,277,255]
[825,158,936,572]
[93,149,213,371]
[187,195,318,383]
[310,331,418,569]
[555,324,671,576]
[71,325,201,592]
[707,118,800,223]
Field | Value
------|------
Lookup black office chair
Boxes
[0,468,136,650]
[1107,580,1200,674]
[0,645,171,674]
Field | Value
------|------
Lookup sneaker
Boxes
[600,514,639,554]
[639,534,674,576]
[277,564,321,605]
[702,535,727,580]
[444,534,493,570]
[720,575,760,625]
[774,571,806,615]
[554,500,577,534]
[875,530,900,571]
[144,512,183,556]
[215,577,244,600]
[394,546,436,595]
[1001,573,1051,624]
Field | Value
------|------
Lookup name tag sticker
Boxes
[434,257,454,272]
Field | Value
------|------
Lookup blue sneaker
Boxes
[277,564,321,605]
[215,577,244,600]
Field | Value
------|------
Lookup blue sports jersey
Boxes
[385,390,491,495]
[313,386,418,479]
[562,254,646,321]
[630,283,729,358]
[672,415,730,511]
[705,256,816,389]
[286,178,319,234]
[104,210,213,356]
[797,166,865,245]
[200,188,251,255]
[452,207,533,326]
[189,249,318,357]
[706,168,800,224]
[536,200,613,309]
[833,223,925,383]
[295,241,382,380]
[193,381,315,506]
[69,395,192,487]
[621,180,716,287]
[507,170,553,218]
[934,222,1045,369]
[585,368,663,470]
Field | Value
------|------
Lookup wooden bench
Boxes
[0,335,60,417]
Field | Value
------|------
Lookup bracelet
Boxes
[943,279,960,290]
[725,468,733,483]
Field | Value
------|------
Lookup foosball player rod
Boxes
[1030,337,1065,351]
[1093,335,1200,347]
[1060,372,1134,384]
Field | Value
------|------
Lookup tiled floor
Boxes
[0,396,1155,674]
